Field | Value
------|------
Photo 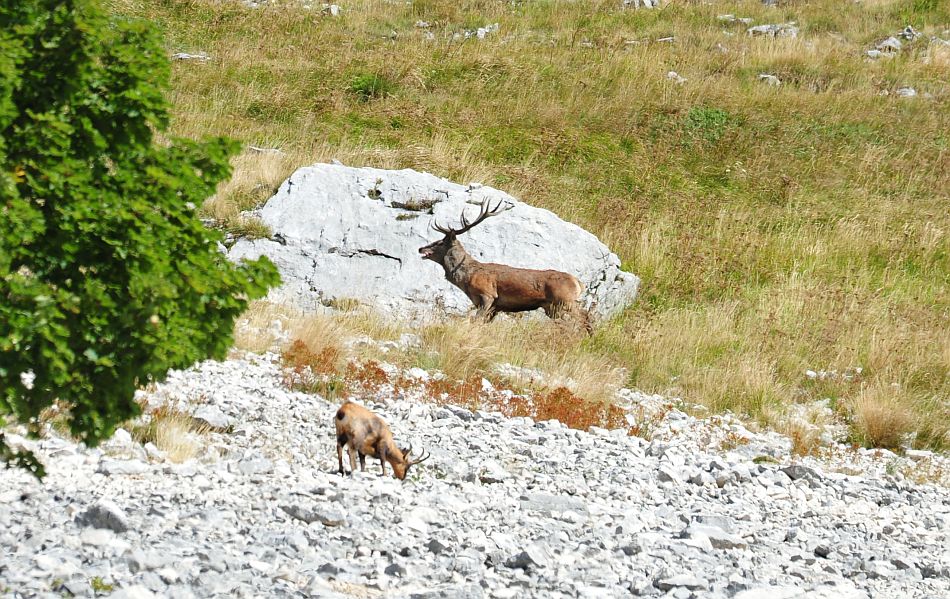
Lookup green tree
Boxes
[0,0,280,477]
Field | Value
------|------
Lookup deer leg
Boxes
[546,302,593,335]
[473,295,497,322]
[577,305,594,336]
[562,300,594,335]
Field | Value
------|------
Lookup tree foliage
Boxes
[0,0,280,476]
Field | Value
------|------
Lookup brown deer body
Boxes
[335,401,429,480]
[418,200,593,333]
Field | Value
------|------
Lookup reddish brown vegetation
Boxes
[279,339,629,434]
[529,387,627,430]
[282,339,341,375]
[347,361,390,394]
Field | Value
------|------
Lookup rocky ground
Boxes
[2,353,949,598]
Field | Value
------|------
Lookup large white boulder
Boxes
[228,163,639,320]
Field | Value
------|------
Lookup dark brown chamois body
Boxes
[418,199,593,334]
[334,401,429,480]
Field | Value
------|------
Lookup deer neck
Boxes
[442,241,478,288]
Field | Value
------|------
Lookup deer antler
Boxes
[431,198,511,236]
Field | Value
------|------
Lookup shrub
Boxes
[531,387,627,431]
[348,72,397,102]
[849,384,915,450]
[281,339,348,400]
[684,106,738,145]
[0,0,279,477]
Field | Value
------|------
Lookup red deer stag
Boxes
[418,199,593,334]
[335,401,429,480]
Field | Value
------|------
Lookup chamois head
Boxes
[392,444,431,480]
[418,199,511,263]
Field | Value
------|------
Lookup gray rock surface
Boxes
[868,26,922,58]
[75,500,129,533]
[718,15,752,25]
[228,163,639,321]
[748,23,799,38]
[1,353,948,598]
[170,52,209,61]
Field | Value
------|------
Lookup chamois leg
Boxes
[347,443,360,473]
[358,452,366,471]
[336,439,346,475]
[378,444,388,477]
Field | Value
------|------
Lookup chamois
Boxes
[418,199,593,334]
[334,401,429,480]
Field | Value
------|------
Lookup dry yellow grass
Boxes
[152,412,210,463]
[205,150,298,220]
[111,0,949,450]
[129,408,212,463]
[233,301,353,366]
[233,300,291,353]
[236,301,625,404]
[409,316,625,403]
[849,382,916,450]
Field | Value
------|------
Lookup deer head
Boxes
[418,199,511,263]
[392,444,431,480]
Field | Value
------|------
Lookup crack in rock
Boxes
[340,248,403,266]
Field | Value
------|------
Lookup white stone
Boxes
[97,458,149,475]
[80,528,114,546]
[685,524,748,549]
[109,586,158,599]
[229,164,639,321]
[110,428,133,446]
[666,71,687,84]
[171,52,210,61]
[877,37,902,53]
[734,588,804,599]
[406,367,429,381]
[748,23,799,38]
[905,449,933,462]
[192,405,233,430]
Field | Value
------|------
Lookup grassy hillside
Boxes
[110,0,949,450]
